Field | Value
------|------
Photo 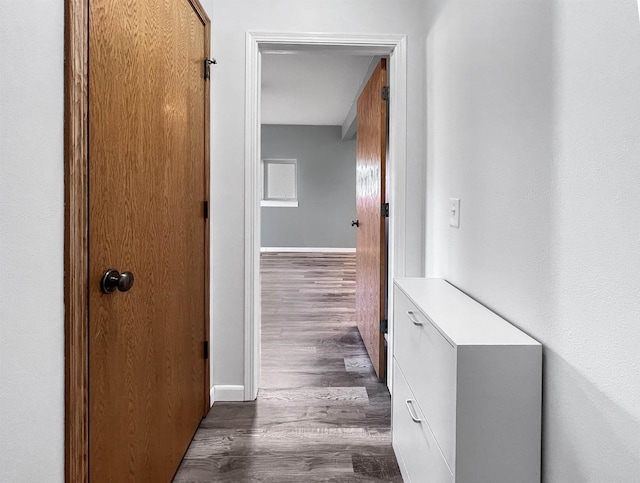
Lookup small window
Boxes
[261,159,298,207]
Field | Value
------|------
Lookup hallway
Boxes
[174,252,401,482]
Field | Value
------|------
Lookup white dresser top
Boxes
[395,278,541,347]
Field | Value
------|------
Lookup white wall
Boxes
[11,0,636,479]
[0,1,214,480]
[426,1,640,480]
[0,2,64,481]
[210,0,427,393]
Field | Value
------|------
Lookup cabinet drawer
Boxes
[392,359,453,483]
[394,285,457,469]
[393,287,423,390]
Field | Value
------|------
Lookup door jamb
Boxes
[64,1,211,480]
[243,32,408,401]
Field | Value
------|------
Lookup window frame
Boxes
[261,158,299,207]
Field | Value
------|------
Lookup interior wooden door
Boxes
[88,0,210,480]
[355,59,388,380]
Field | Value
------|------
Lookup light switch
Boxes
[449,198,460,228]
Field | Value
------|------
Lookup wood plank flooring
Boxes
[174,252,401,482]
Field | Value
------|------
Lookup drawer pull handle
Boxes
[407,311,423,326]
[405,399,423,423]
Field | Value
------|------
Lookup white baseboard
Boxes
[210,386,216,407]
[213,385,246,402]
[260,247,356,253]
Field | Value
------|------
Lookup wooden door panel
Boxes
[89,0,208,480]
[356,59,388,380]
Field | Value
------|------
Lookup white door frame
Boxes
[244,31,408,400]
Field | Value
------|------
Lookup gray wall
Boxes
[261,125,356,248]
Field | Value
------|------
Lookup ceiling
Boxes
[261,52,374,126]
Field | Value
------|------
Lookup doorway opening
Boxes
[244,33,408,400]
[259,49,372,406]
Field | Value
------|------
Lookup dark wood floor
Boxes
[174,252,401,482]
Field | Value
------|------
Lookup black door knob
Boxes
[101,269,135,294]
[351,220,360,227]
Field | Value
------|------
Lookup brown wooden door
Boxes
[355,59,388,380]
[88,0,210,480]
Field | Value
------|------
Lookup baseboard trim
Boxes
[210,386,216,407]
[260,247,356,253]
[213,384,246,402]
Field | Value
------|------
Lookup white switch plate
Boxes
[449,198,460,228]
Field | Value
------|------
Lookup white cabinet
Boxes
[392,279,542,483]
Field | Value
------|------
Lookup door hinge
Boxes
[381,202,390,218]
[382,85,390,101]
[380,319,388,334]
[203,341,209,359]
[203,200,209,219]
[204,57,217,80]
